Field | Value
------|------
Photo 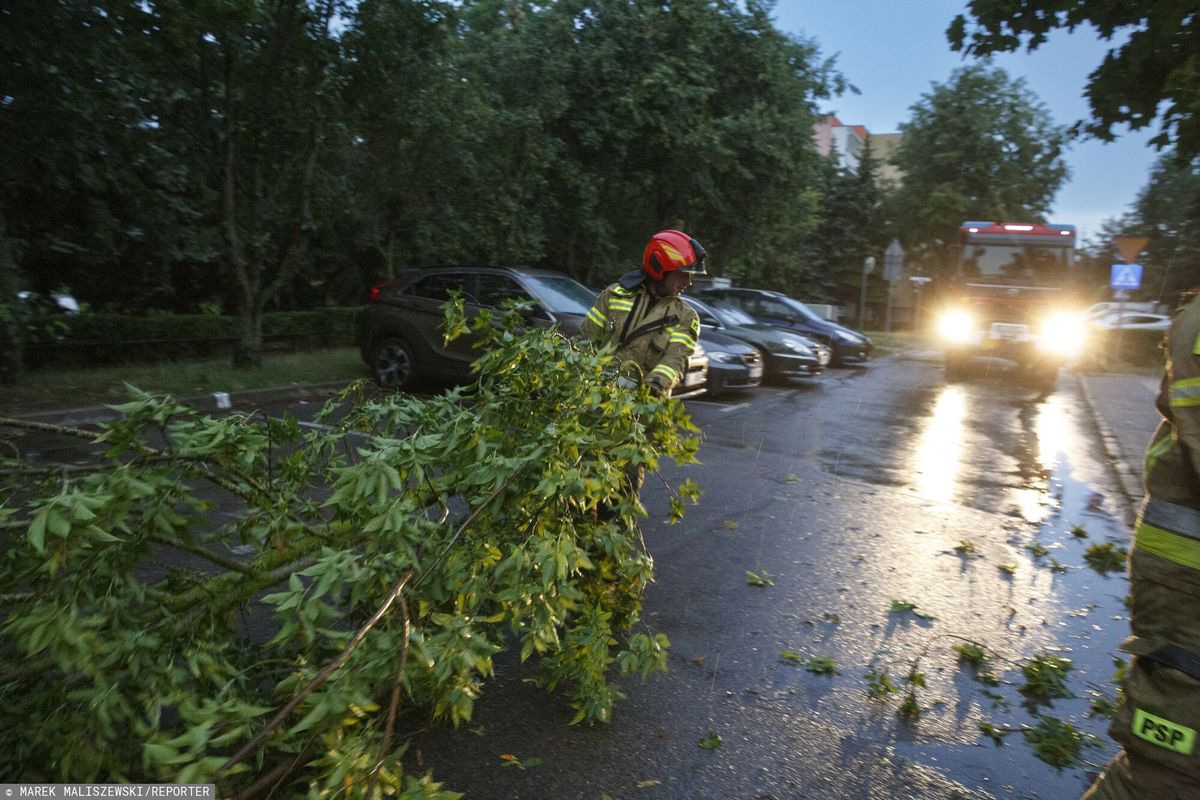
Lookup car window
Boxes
[684,299,721,327]
[476,274,533,308]
[409,273,475,303]
[712,304,756,326]
[523,274,596,315]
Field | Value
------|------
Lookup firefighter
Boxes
[1083,290,1200,800]
[581,229,705,397]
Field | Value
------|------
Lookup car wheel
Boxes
[372,338,419,390]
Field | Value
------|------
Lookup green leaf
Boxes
[698,731,723,750]
[745,569,773,587]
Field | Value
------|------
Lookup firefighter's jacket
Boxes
[581,279,700,396]
[1131,295,1200,640]
[1101,294,1200,789]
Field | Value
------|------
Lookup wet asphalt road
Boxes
[396,353,1133,800]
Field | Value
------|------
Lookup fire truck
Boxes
[934,221,1088,392]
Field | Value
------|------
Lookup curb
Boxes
[1075,372,1140,527]
[8,381,357,425]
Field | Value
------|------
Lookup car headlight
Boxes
[937,309,974,344]
[708,351,737,363]
[835,330,862,343]
[782,337,814,355]
[1037,312,1087,355]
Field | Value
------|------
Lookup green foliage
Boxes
[888,64,1068,274]
[1021,654,1074,701]
[698,732,723,750]
[0,308,700,790]
[1022,716,1100,769]
[864,667,900,700]
[745,569,774,588]
[953,540,977,557]
[950,1,1200,158]
[3,0,855,381]
[1071,524,1088,538]
[1026,542,1049,559]
[954,642,988,666]
[897,691,921,721]
[890,599,935,620]
[979,722,1011,746]
[804,656,838,676]
[1084,542,1128,575]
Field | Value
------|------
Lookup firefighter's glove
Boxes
[616,376,638,390]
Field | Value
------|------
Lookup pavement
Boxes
[1076,370,1162,526]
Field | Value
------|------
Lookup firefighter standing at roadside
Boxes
[581,229,705,397]
[1084,289,1200,800]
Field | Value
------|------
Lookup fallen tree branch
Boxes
[211,569,414,783]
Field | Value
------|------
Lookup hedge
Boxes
[25,308,360,367]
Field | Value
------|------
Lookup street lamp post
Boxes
[859,256,875,327]
[883,240,905,333]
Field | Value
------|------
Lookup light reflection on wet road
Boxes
[404,352,1133,799]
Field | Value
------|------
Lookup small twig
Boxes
[0,417,101,440]
[368,583,412,796]
[227,739,318,800]
[211,570,414,782]
[149,535,256,576]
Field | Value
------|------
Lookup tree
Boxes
[0,0,210,382]
[0,306,699,792]
[161,0,352,368]
[887,64,1069,273]
[797,140,887,306]
[948,1,1200,159]
[1128,155,1200,298]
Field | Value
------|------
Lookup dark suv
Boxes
[358,266,708,396]
[699,287,871,365]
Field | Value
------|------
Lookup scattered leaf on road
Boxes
[746,569,774,587]
[699,731,723,749]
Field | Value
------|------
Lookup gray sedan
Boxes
[683,296,829,381]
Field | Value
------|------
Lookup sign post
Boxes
[882,240,905,333]
[1110,237,1147,364]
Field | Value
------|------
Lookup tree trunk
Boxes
[233,302,264,369]
[0,213,25,386]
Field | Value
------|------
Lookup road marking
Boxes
[720,402,750,414]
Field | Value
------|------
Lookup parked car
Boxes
[694,327,762,395]
[699,287,871,364]
[683,296,829,381]
[359,266,709,397]
[1092,311,1170,331]
[674,341,710,400]
[359,267,597,389]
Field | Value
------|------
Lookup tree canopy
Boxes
[948,0,1200,159]
[887,63,1069,271]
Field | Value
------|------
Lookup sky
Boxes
[769,0,1163,243]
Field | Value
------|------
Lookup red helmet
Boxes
[642,230,708,280]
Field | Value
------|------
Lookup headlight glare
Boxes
[937,309,974,344]
[1037,312,1087,355]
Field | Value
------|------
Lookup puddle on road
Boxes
[882,379,1131,798]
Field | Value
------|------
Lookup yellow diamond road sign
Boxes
[1115,236,1149,263]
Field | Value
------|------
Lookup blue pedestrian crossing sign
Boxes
[1111,263,1143,290]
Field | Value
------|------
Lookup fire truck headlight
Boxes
[1038,312,1087,355]
[937,309,974,344]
